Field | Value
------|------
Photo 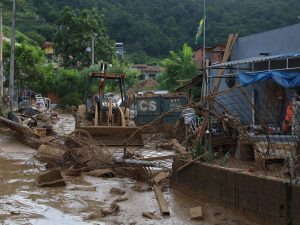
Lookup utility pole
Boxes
[9,0,16,101]
[0,4,3,96]
[91,33,97,66]
[91,36,95,66]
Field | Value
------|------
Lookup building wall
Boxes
[171,159,300,225]
[194,47,212,69]
[211,23,300,92]
[208,23,300,125]
[230,23,300,61]
[211,45,225,64]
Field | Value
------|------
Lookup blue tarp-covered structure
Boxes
[208,52,300,89]
[239,71,300,88]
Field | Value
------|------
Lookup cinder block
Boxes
[224,170,235,186]
[258,196,287,218]
[194,162,211,181]
[263,214,288,225]
[291,200,300,225]
[263,178,287,201]
[292,184,300,206]
[235,172,244,191]
[180,170,194,190]
[244,208,264,225]
[221,184,235,204]
[239,191,258,211]
[170,173,179,186]
[209,166,227,184]
[206,180,221,199]
[243,174,264,194]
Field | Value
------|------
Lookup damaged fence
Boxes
[192,82,300,180]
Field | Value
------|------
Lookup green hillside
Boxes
[2,0,300,58]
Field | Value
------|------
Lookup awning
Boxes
[240,70,300,88]
[209,52,300,69]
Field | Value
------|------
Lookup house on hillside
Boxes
[116,42,125,59]
[132,64,163,80]
[42,42,54,60]
[194,44,225,69]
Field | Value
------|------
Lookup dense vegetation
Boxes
[1,0,299,105]
[2,0,300,60]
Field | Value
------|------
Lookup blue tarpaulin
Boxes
[239,71,300,88]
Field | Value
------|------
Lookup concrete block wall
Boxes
[171,159,296,225]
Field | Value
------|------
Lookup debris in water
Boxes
[142,211,160,220]
[101,202,120,216]
[36,169,66,187]
[189,206,203,220]
[109,187,126,195]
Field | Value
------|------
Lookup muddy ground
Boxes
[0,114,257,225]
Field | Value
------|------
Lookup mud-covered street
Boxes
[0,114,257,225]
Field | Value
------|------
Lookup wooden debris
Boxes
[101,202,120,216]
[198,33,239,140]
[64,167,81,176]
[177,152,209,173]
[170,139,190,159]
[86,169,115,178]
[157,142,173,150]
[68,185,96,191]
[189,206,203,220]
[36,144,68,165]
[131,185,152,192]
[113,196,128,203]
[142,212,160,220]
[36,170,66,187]
[153,184,170,216]
[151,172,170,184]
[109,187,126,195]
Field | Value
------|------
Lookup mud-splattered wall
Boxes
[171,159,300,225]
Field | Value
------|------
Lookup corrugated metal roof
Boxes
[208,52,300,69]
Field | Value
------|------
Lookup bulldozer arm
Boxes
[79,126,144,146]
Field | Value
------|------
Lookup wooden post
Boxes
[153,184,170,216]
[0,5,3,96]
[9,0,16,100]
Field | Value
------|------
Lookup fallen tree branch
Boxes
[177,152,209,173]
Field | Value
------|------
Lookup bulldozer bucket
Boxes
[79,126,144,146]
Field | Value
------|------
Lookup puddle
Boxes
[0,115,258,225]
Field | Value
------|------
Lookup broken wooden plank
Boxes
[170,139,188,156]
[153,184,170,216]
[198,33,239,140]
[85,169,115,178]
[177,152,208,173]
[151,172,170,184]
[157,142,173,150]
[142,212,160,219]
[189,206,203,220]
[139,155,176,161]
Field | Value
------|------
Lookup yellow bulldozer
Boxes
[76,63,143,146]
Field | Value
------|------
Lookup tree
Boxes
[2,41,52,93]
[55,7,114,69]
[107,59,140,92]
[158,43,197,91]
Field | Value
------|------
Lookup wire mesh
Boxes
[200,81,300,180]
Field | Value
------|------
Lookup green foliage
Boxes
[54,7,114,69]
[2,0,299,60]
[2,41,50,92]
[159,43,197,91]
[107,59,140,92]
[221,152,231,166]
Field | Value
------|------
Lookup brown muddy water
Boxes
[0,114,257,225]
